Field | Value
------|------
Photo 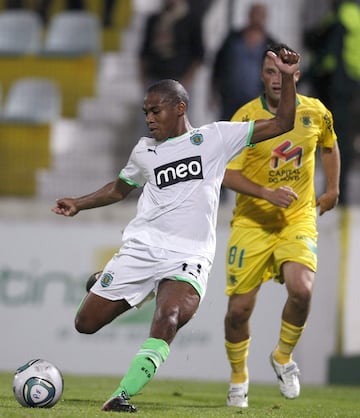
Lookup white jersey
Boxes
[120,121,254,259]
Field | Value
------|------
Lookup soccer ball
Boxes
[13,359,64,408]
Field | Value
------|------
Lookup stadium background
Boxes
[1,0,359,385]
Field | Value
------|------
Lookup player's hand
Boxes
[316,192,338,216]
[263,186,298,208]
[51,198,79,217]
[267,48,300,75]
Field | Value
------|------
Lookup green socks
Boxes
[111,337,170,398]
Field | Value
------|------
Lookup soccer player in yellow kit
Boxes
[223,43,340,408]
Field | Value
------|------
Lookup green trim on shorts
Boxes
[172,275,203,298]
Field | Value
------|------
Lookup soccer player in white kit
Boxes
[52,48,300,412]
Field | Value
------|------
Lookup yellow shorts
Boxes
[225,220,318,295]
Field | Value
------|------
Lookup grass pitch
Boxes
[1,372,360,417]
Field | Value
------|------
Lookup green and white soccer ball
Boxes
[13,359,64,408]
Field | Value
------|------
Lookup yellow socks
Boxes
[273,320,305,364]
[226,321,304,384]
[225,338,251,384]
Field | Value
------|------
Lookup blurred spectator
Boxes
[102,0,116,27]
[187,0,214,19]
[210,3,276,121]
[301,0,332,31]
[303,0,360,205]
[138,0,204,92]
[138,0,205,135]
[36,0,116,26]
[4,0,24,7]
[37,0,85,23]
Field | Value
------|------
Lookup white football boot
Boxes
[270,353,300,399]
[226,381,249,407]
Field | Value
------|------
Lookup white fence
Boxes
[1,202,359,384]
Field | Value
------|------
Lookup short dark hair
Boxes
[146,79,189,107]
[262,42,296,65]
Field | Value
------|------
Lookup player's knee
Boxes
[225,305,251,329]
[153,304,181,334]
[74,315,97,334]
[163,305,180,326]
[290,284,312,308]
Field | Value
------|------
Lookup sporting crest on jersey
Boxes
[301,114,312,127]
[190,133,203,145]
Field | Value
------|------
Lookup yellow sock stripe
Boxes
[225,338,251,352]
[225,338,251,383]
[280,320,305,345]
[274,321,305,362]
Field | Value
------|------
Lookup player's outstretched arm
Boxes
[251,48,300,144]
[51,178,135,217]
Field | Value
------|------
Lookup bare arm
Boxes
[316,142,340,215]
[223,169,298,207]
[51,178,135,217]
[251,49,299,144]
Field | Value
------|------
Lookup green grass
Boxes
[1,372,360,417]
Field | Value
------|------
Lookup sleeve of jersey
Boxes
[319,105,338,148]
[217,120,255,162]
[226,107,251,170]
[118,147,146,188]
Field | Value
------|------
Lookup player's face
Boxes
[261,55,300,109]
[261,56,282,106]
[143,92,184,142]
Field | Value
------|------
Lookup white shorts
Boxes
[90,240,212,308]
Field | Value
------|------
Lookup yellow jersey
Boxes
[227,94,337,228]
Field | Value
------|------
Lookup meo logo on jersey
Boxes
[154,156,203,189]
